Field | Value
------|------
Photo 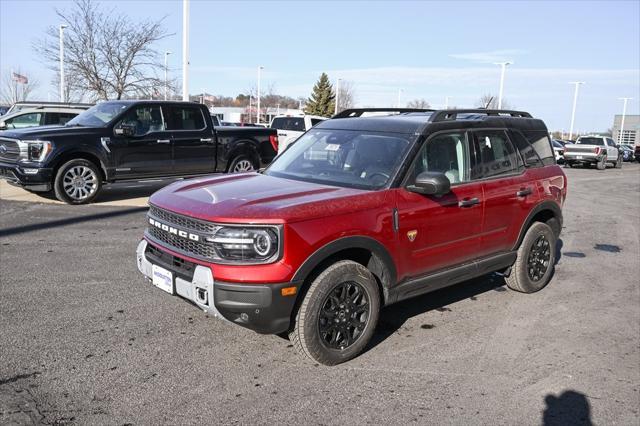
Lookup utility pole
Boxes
[59,24,68,102]
[182,0,190,101]
[568,81,585,140]
[249,96,252,124]
[335,78,342,115]
[257,66,264,124]
[445,96,451,109]
[618,97,633,144]
[494,61,512,109]
[164,51,172,100]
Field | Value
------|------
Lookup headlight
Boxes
[209,226,280,263]
[18,140,53,162]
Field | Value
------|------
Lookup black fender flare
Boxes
[292,236,398,302]
[513,201,563,250]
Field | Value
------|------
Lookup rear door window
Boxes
[166,106,205,130]
[472,130,521,178]
[44,112,77,126]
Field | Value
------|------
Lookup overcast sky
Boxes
[1,0,638,132]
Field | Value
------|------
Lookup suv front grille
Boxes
[0,138,21,161]
[149,205,219,234]
[146,205,220,261]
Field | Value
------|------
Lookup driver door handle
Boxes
[200,138,213,143]
[458,197,480,208]
[157,139,171,144]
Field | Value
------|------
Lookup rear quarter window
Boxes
[522,131,555,166]
[509,130,543,168]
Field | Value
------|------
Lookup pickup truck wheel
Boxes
[596,156,606,170]
[505,222,556,293]
[289,260,380,366]
[228,155,256,173]
[54,159,102,204]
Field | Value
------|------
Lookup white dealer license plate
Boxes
[152,264,174,294]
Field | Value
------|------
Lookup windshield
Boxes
[264,128,413,190]
[576,137,604,146]
[66,102,129,127]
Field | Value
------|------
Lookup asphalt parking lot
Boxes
[1,164,639,425]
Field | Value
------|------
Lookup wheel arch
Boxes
[225,141,261,172]
[513,201,563,250]
[51,150,107,182]
[292,236,398,306]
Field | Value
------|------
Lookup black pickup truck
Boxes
[0,101,278,204]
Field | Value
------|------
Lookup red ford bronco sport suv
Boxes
[136,108,567,365]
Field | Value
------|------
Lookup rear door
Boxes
[395,130,485,278]
[474,129,534,255]
[110,104,173,178]
[168,105,216,175]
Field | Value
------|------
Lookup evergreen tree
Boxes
[304,73,335,117]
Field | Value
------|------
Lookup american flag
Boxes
[12,72,28,84]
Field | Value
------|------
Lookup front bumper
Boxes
[136,239,301,334]
[0,161,52,191]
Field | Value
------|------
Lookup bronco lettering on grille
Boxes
[148,218,200,241]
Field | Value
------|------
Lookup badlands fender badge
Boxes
[407,230,417,242]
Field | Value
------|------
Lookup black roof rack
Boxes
[429,109,532,122]
[333,108,434,119]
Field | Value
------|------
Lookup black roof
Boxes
[316,108,547,134]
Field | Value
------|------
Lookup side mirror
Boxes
[0,121,5,130]
[114,123,136,137]
[407,171,451,196]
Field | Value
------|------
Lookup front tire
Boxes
[53,159,102,204]
[289,260,380,366]
[596,156,606,170]
[615,155,623,168]
[505,222,556,293]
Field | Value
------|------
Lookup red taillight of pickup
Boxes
[269,134,279,152]
[593,147,602,155]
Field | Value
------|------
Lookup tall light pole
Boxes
[257,66,264,124]
[494,61,512,109]
[445,96,451,109]
[248,96,253,124]
[164,51,172,100]
[617,97,633,144]
[182,0,190,101]
[568,81,585,140]
[59,24,68,103]
[335,78,342,115]
[397,88,403,108]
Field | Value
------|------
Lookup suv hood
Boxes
[0,125,104,140]
[149,173,388,224]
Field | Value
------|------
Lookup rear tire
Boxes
[53,159,102,204]
[289,260,380,366]
[505,222,556,293]
[228,155,257,173]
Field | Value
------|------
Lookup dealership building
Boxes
[612,114,639,146]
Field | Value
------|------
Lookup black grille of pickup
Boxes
[149,205,219,234]
[0,138,21,161]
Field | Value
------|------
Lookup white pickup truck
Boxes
[270,115,326,154]
[563,135,622,170]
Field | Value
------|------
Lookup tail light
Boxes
[269,134,279,152]
[593,147,601,155]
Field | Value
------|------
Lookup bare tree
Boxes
[35,0,170,101]
[406,98,430,109]
[336,80,356,112]
[0,70,39,105]
[476,93,514,110]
